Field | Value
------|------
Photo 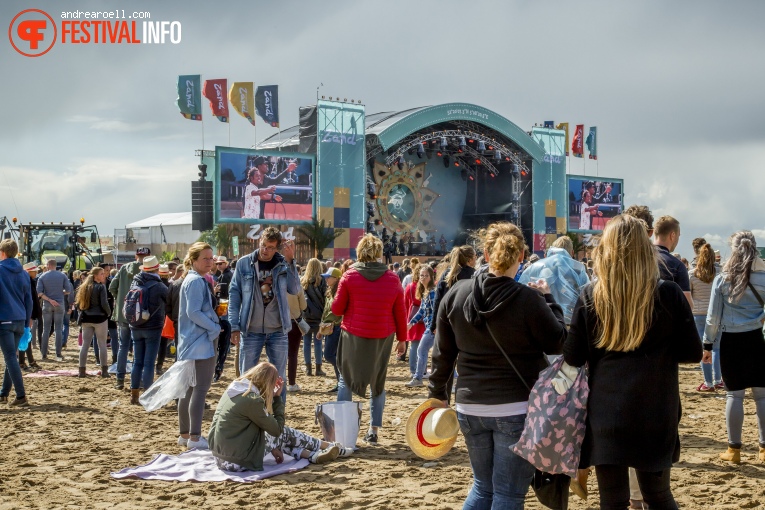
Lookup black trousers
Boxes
[595,465,677,510]
[215,319,231,374]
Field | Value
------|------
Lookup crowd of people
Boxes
[1,209,764,509]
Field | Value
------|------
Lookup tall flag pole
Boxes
[572,124,585,175]
[586,126,598,161]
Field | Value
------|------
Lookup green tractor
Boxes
[16,219,105,276]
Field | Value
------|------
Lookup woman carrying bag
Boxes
[301,258,327,376]
[428,222,566,509]
[563,215,702,509]
[75,267,111,378]
[177,242,221,450]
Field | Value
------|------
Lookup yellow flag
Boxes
[556,122,569,156]
[228,82,255,125]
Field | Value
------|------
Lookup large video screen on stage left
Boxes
[215,147,315,225]
[567,175,624,233]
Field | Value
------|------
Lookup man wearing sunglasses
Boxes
[228,227,299,403]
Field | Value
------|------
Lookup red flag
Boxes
[572,124,584,158]
[202,79,229,123]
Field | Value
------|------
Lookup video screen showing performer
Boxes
[218,149,313,222]
[568,176,623,232]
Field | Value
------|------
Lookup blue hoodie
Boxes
[0,257,33,322]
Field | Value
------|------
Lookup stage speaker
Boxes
[191,180,213,231]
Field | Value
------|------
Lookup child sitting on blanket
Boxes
[208,362,352,471]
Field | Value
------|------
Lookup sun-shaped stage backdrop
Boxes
[371,161,440,234]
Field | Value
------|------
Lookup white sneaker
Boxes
[55,356,65,362]
[422,371,430,380]
[187,436,209,450]
[405,378,423,387]
[178,436,188,447]
[309,445,339,464]
[286,384,301,392]
[331,442,354,458]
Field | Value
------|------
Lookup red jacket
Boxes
[404,282,425,342]
[332,264,407,341]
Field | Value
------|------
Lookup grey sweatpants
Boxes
[178,356,216,436]
[727,387,765,447]
[79,321,108,368]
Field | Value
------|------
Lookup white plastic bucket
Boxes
[315,401,363,449]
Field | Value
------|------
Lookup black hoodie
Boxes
[428,273,566,405]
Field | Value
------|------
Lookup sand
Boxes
[1,333,764,510]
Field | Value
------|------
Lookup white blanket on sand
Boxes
[111,449,310,482]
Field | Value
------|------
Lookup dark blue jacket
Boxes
[0,258,33,322]
[128,272,168,330]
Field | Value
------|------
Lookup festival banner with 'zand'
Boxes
[572,124,584,158]
[229,82,255,126]
[177,75,202,120]
[586,126,598,160]
[203,79,229,123]
[255,85,279,127]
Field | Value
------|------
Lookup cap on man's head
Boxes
[216,256,228,264]
[22,262,37,272]
[394,262,400,268]
[167,260,178,268]
[252,156,268,167]
[136,247,151,256]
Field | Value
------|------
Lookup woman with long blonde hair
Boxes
[564,215,701,509]
[75,267,112,378]
[208,362,349,471]
[301,258,327,376]
[405,265,436,387]
[704,231,765,464]
[689,243,722,391]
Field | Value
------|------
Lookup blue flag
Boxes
[255,85,279,127]
[586,126,597,160]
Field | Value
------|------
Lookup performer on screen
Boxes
[243,167,281,219]
[595,183,614,204]
[579,182,602,230]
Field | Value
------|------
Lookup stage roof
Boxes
[257,102,545,162]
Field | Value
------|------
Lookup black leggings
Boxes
[596,465,677,510]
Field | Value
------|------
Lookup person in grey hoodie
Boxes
[0,240,33,407]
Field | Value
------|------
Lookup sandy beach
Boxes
[1,334,764,510]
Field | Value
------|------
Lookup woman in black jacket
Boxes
[563,215,702,509]
[301,258,327,376]
[75,267,112,378]
[428,222,566,509]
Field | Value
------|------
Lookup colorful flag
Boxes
[556,123,569,156]
[586,126,598,160]
[255,85,279,127]
[228,82,255,125]
[177,75,202,121]
[572,124,584,158]
[202,79,229,123]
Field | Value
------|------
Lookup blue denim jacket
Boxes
[177,270,220,360]
[228,251,300,335]
[703,265,765,345]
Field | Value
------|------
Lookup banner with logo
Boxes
[572,124,584,158]
[177,75,202,121]
[202,79,229,123]
[255,85,279,127]
[556,122,569,156]
[228,82,255,126]
[586,126,598,160]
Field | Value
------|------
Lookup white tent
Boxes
[125,212,200,245]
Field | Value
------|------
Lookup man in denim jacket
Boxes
[229,227,299,403]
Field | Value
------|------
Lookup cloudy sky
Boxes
[2,0,763,257]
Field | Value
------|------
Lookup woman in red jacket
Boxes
[332,234,407,445]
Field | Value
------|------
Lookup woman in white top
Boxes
[243,168,281,219]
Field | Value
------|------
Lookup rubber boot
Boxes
[130,389,140,405]
[719,446,741,464]
[101,366,110,378]
[305,364,313,376]
[114,377,125,390]
[78,366,87,378]
[315,363,326,377]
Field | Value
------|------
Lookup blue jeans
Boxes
[116,323,133,379]
[130,328,162,390]
[457,413,535,510]
[323,325,341,367]
[415,329,435,379]
[409,340,420,376]
[240,331,288,403]
[0,321,26,399]
[41,301,65,357]
[694,315,721,385]
[109,326,119,362]
[337,373,385,428]
[303,329,322,366]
